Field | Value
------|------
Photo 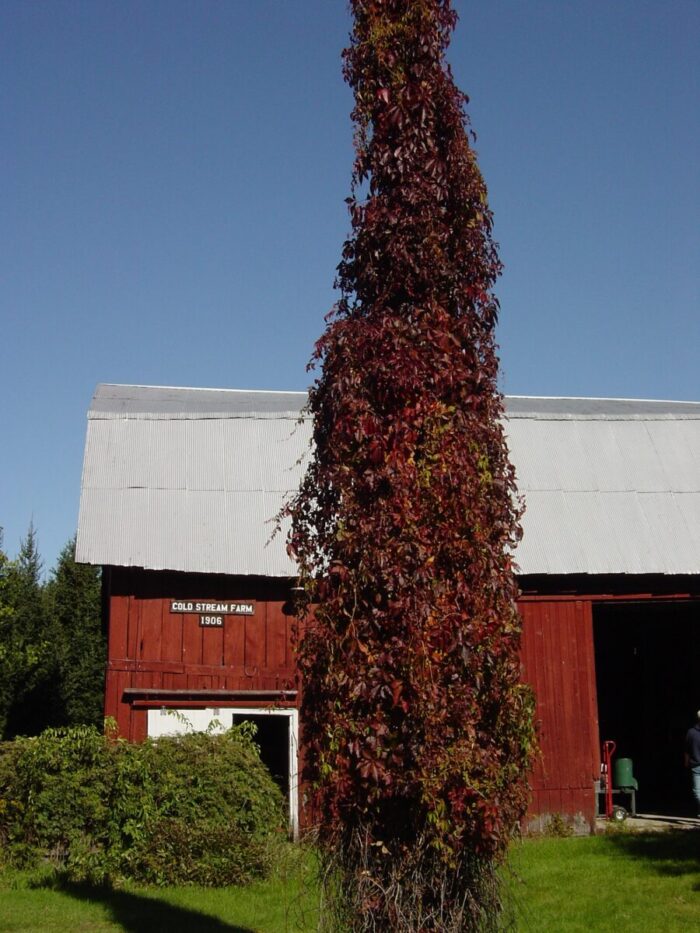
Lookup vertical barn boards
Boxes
[518,575,700,830]
[518,596,599,829]
[103,567,298,742]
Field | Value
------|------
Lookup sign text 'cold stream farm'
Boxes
[169,600,256,628]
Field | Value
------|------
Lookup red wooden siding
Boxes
[104,568,299,742]
[518,599,600,828]
[103,566,700,829]
[104,567,609,827]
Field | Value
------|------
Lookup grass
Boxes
[0,831,698,931]
[507,829,700,932]
[0,845,320,932]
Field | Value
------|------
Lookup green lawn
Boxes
[507,830,700,932]
[1,832,698,931]
[0,848,320,933]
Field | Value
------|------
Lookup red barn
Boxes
[76,384,700,832]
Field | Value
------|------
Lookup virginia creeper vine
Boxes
[289,2,535,929]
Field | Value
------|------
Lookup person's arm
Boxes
[685,752,690,768]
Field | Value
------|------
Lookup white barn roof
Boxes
[76,384,700,578]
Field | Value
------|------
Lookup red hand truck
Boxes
[601,739,628,822]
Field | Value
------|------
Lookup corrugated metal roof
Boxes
[77,385,310,577]
[506,396,700,418]
[506,407,700,575]
[76,384,700,577]
[90,382,307,417]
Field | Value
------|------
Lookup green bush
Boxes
[0,723,286,885]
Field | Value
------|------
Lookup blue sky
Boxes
[1,0,698,571]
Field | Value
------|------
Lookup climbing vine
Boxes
[289,2,535,928]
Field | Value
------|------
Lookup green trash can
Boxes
[613,757,638,791]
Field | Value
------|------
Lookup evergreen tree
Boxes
[2,523,55,737]
[45,537,105,728]
[289,3,535,929]
[0,530,20,737]
[6,521,44,625]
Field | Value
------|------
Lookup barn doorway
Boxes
[593,600,700,816]
[230,708,299,837]
[232,713,289,792]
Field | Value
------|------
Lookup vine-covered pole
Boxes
[289,2,536,928]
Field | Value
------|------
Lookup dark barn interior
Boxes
[233,713,290,798]
[594,600,700,816]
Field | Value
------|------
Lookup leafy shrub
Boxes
[126,817,275,886]
[543,813,574,838]
[0,723,286,885]
[0,724,113,864]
